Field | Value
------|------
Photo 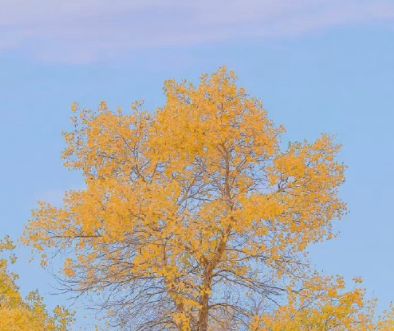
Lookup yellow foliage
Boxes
[0,237,73,331]
[250,275,394,331]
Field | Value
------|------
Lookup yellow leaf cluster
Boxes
[250,275,394,331]
[0,237,73,331]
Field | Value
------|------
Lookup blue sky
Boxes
[1,0,394,327]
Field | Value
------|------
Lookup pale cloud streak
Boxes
[1,0,394,63]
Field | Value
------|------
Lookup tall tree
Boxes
[25,68,349,330]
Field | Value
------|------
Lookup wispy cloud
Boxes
[1,0,394,63]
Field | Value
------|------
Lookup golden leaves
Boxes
[250,275,393,331]
[0,238,73,331]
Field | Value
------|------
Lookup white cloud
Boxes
[1,0,394,63]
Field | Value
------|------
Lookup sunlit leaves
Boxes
[250,275,394,331]
[0,237,73,331]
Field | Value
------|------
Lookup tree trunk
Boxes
[197,230,229,331]
[197,271,212,331]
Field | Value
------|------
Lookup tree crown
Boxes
[25,68,351,330]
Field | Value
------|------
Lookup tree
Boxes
[24,67,365,330]
[0,236,73,331]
